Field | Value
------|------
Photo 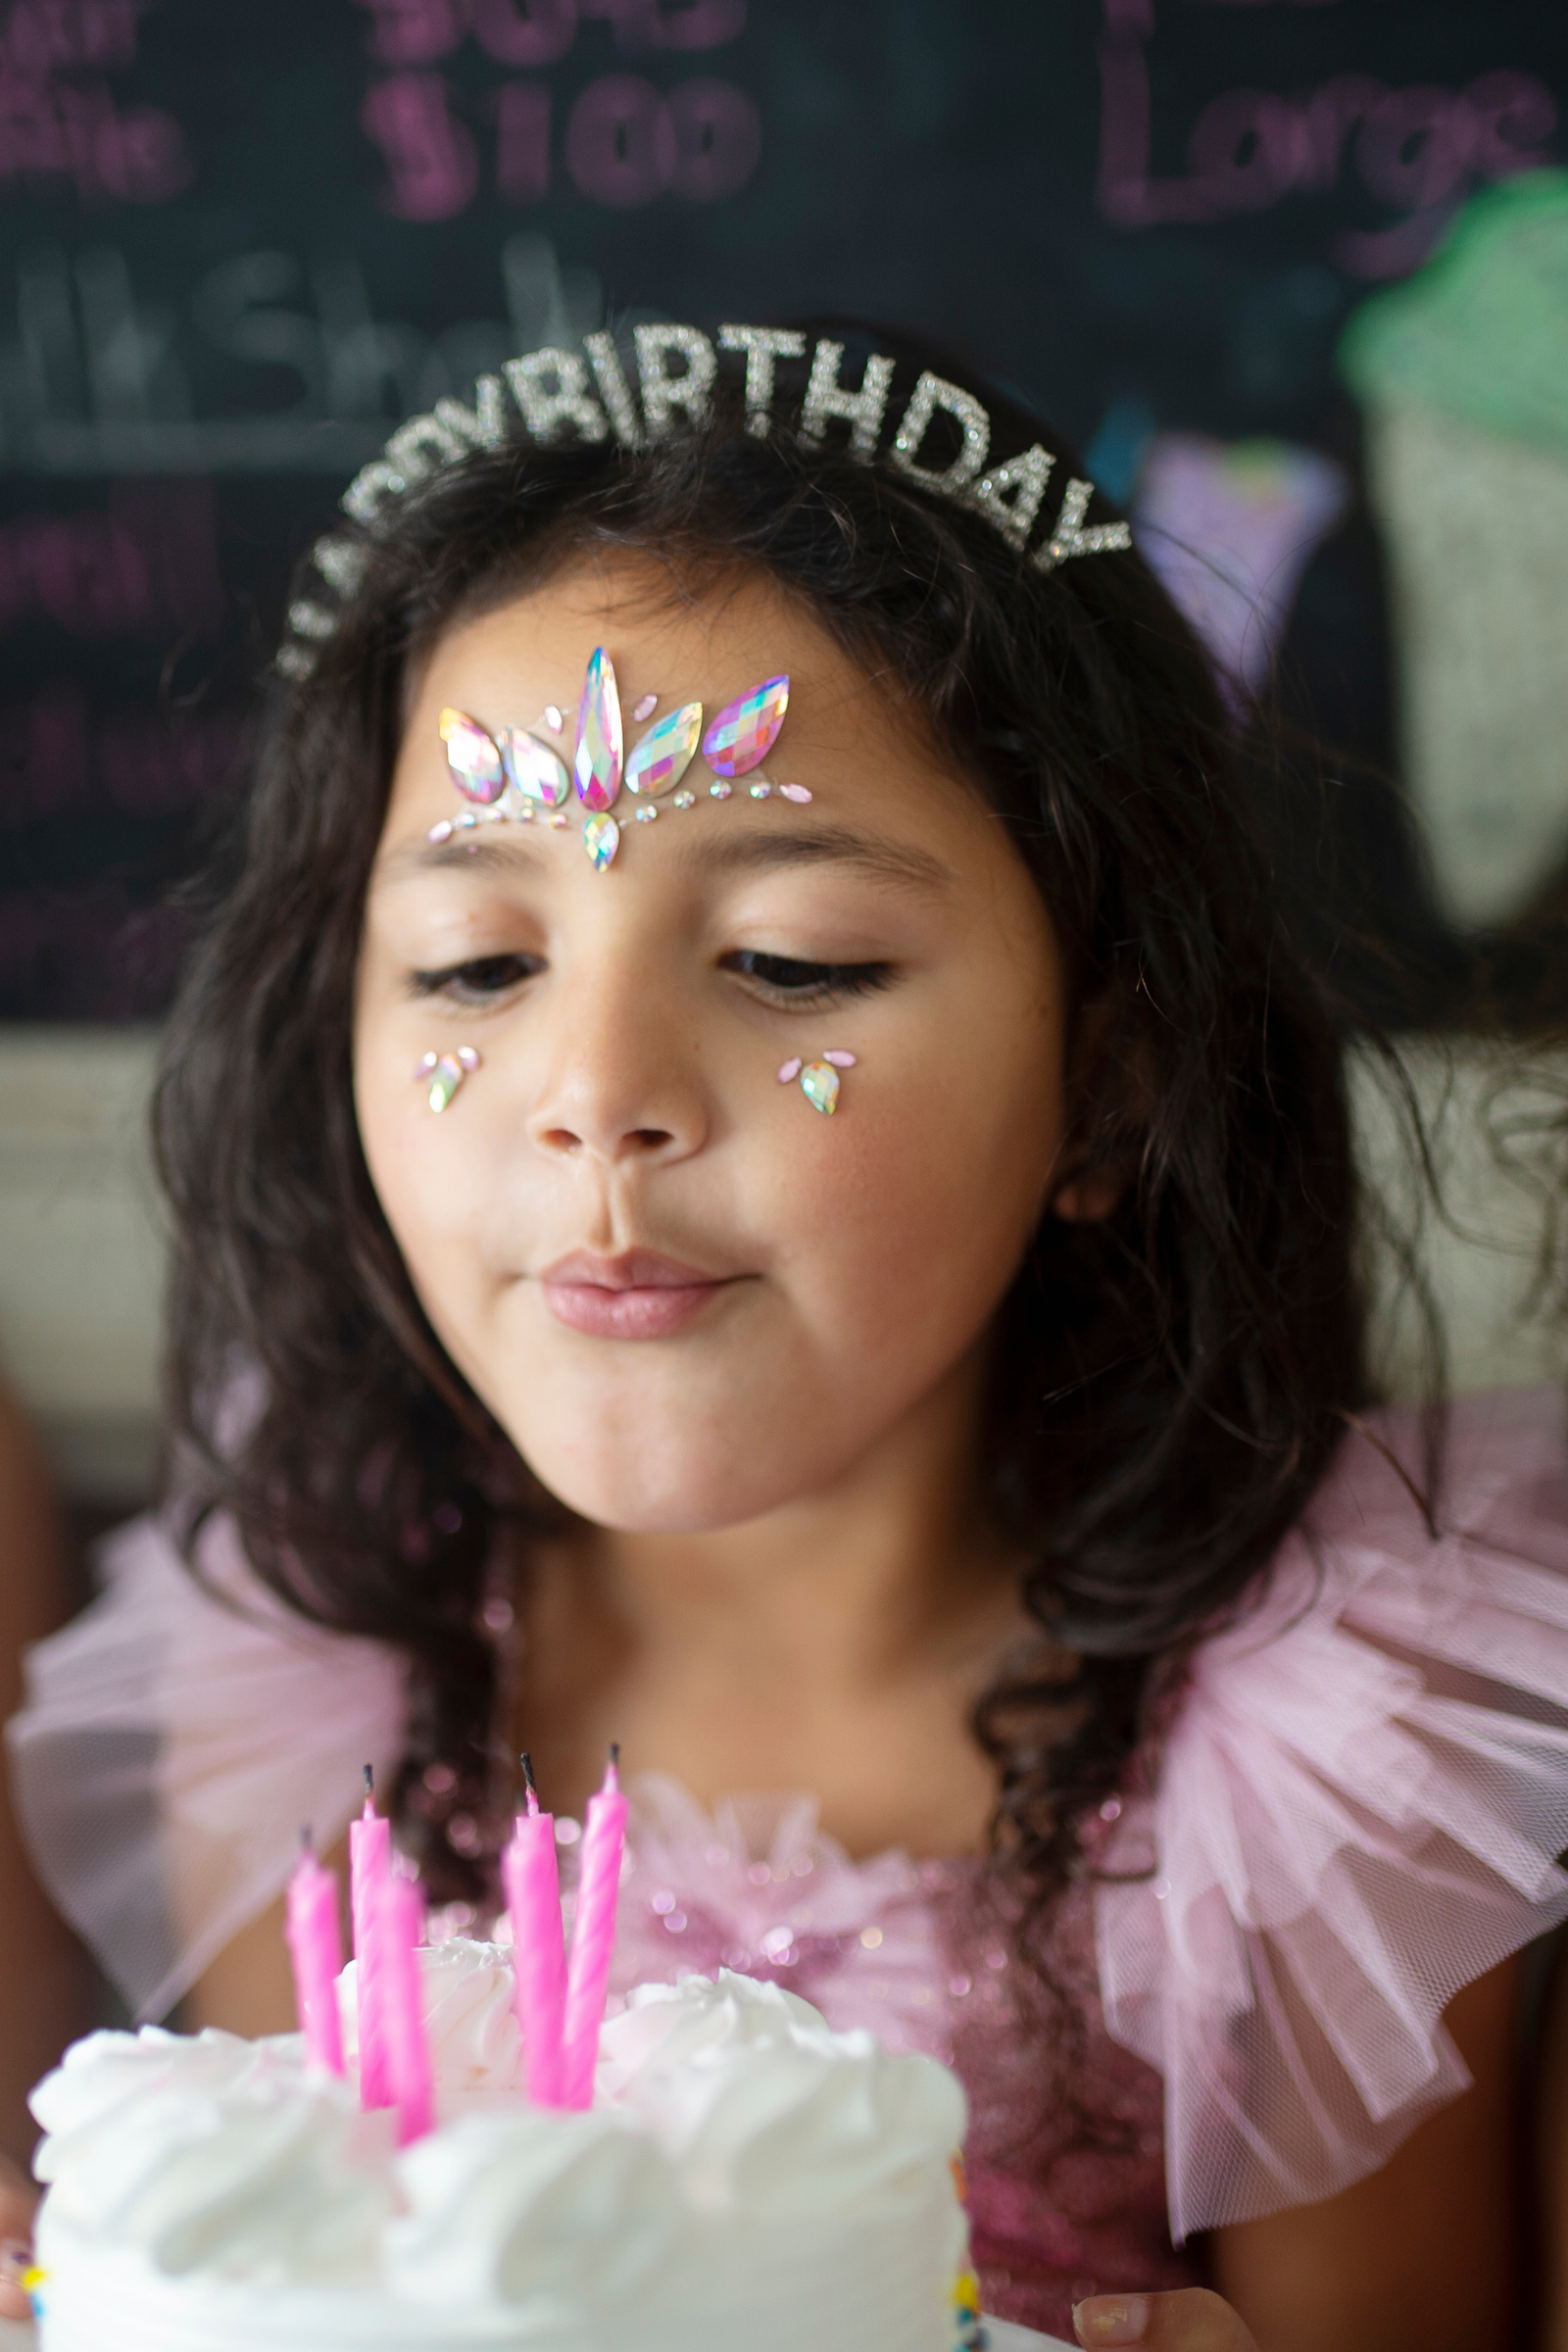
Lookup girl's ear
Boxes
[1050,1167,1126,1223]
[1047,982,1144,1225]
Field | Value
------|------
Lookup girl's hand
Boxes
[1075,2291,1261,2350]
[0,2154,35,2322]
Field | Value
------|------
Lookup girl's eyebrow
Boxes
[376,833,546,884]
[680,825,955,897]
[377,822,953,897]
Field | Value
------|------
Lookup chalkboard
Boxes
[1,0,1563,1020]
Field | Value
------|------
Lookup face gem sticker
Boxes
[439,709,506,805]
[574,646,623,812]
[419,1046,478,1111]
[702,675,789,777]
[501,729,570,808]
[583,811,620,870]
[624,701,704,797]
[799,1061,840,1115]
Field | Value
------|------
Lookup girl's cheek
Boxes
[762,1046,1054,1314]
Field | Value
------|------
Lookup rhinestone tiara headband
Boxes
[280,324,1132,682]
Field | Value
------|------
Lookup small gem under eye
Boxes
[800,1062,840,1115]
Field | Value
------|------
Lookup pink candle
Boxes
[502,1753,566,2106]
[349,1767,392,2111]
[378,1868,434,2146]
[285,1835,345,2076]
[561,1746,628,2110]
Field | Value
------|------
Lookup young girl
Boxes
[7,322,1568,2352]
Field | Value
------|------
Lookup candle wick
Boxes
[363,1762,375,1817]
[605,1741,620,1792]
[300,1825,314,1854]
[520,1750,541,1818]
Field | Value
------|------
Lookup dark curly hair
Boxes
[154,322,1391,1938]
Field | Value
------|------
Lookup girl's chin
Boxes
[509,1429,843,1536]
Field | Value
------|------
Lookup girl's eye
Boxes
[409,953,544,1004]
[721,950,895,1002]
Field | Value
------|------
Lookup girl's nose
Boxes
[525,1033,708,1169]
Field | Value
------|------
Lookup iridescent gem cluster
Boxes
[431,647,809,872]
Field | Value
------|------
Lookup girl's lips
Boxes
[536,1250,735,1341]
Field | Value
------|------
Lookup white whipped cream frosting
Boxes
[31,2026,394,2283]
[337,1938,522,2105]
[29,1949,969,2352]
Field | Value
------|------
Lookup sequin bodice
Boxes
[598,1777,1197,2340]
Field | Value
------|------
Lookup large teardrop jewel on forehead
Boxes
[574,646,623,813]
[702,675,789,777]
[439,709,506,805]
[501,728,570,809]
[624,700,703,797]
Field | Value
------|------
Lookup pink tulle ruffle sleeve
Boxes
[5,1512,408,2025]
[1095,1385,1568,2241]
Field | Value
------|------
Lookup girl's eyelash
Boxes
[408,954,544,1001]
[721,950,895,1001]
[407,951,893,1005]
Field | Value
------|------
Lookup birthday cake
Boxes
[25,1948,981,2352]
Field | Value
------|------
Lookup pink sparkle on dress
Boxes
[8,1389,1568,2344]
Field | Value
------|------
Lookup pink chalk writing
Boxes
[665,74,759,198]
[1,0,143,74]
[354,0,745,63]
[1098,26,1557,273]
[371,65,758,208]
[561,73,759,203]
[470,0,576,66]
[594,0,747,50]
[0,65,188,201]
[99,708,246,818]
[0,881,192,1019]
[0,0,190,205]
[0,483,222,642]
[564,71,674,203]
[362,70,480,220]
[0,681,245,824]
[495,77,550,198]
[358,0,466,62]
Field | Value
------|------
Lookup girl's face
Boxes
[355,560,1073,1533]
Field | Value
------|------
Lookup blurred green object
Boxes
[1342,172,1568,461]
[1340,172,1568,930]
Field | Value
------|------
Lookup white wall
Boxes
[0,1028,165,1500]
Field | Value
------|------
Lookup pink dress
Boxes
[10,1389,1568,2343]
